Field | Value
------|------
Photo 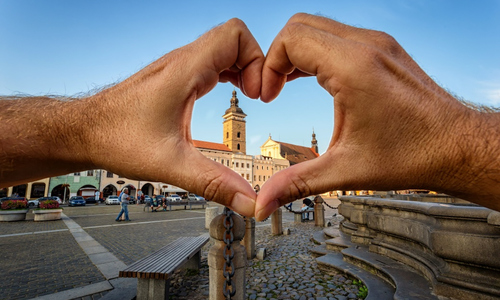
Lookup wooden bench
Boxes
[119,235,210,300]
[293,207,315,223]
[167,200,208,211]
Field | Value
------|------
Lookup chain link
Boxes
[222,207,236,299]
[322,200,338,210]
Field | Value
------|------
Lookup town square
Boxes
[1,1,499,300]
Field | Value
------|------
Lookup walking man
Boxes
[115,188,131,221]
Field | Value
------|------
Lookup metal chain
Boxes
[283,204,300,213]
[322,201,338,210]
[222,207,236,299]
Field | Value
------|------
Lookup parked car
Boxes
[144,195,152,204]
[166,194,182,202]
[69,196,86,207]
[188,194,205,201]
[105,195,120,205]
[85,197,97,204]
[129,196,136,204]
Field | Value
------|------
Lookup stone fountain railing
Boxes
[339,196,500,300]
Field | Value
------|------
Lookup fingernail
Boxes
[255,200,280,222]
[231,193,256,217]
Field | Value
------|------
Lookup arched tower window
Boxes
[237,144,240,150]
[226,132,229,139]
[237,132,241,138]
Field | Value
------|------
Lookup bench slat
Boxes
[122,236,207,279]
[129,237,204,274]
[120,235,209,280]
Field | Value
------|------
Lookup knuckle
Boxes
[201,174,226,205]
[369,30,402,57]
[289,12,309,23]
[225,18,246,31]
[288,173,312,200]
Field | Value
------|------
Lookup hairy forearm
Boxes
[435,107,500,211]
[0,96,96,187]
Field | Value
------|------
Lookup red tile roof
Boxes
[193,140,232,152]
[277,141,319,165]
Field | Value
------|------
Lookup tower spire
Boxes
[311,129,318,153]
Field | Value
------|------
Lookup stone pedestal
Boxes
[0,209,28,222]
[33,209,63,221]
[205,207,219,229]
[241,217,256,259]
[314,196,325,227]
[271,209,282,235]
[208,210,246,300]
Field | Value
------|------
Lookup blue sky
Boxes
[1,1,499,156]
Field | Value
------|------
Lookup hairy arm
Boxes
[0,96,97,186]
[1,18,264,217]
[255,13,500,220]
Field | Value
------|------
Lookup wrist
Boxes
[429,101,500,210]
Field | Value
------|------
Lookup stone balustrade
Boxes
[338,196,500,300]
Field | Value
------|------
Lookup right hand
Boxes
[255,13,498,220]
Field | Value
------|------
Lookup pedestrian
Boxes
[115,188,131,221]
[301,197,314,220]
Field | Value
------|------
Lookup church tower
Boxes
[222,90,247,154]
[311,129,318,154]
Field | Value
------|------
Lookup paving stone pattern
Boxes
[0,199,350,300]
[0,231,105,300]
[166,223,363,300]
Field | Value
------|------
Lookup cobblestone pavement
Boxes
[0,198,349,300]
[165,220,362,300]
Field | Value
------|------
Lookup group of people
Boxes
[143,194,168,212]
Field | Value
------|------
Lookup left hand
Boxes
[84,19,264,216]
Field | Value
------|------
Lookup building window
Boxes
[268,151,271,156]
[237,144,240,150]
[254,175,256,181]
[241,173,244,177]
[227,161,230,167]
[236,162,239,168]
[259,175,261,181]
[226,132,229,138]
[267,166,269,170]
[107,171,113,178]
[247,163,250,168]
[237,132,241,138]
[74,172,80,176]
[87,170,94,176]
[246,174,250,180]
[221,159,224,165]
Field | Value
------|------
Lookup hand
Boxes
[83,19,264,216]
[255,13,500,220]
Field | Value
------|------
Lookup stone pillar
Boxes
[314,196,325,227]
[241,217,256,259]
[271,209,283,235]
[205,207,220,229]
[208,211,246,300]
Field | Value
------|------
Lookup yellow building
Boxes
[260,135,320,165]
[0,178,50,199]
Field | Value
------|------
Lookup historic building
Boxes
[223,90,247,154]
[260,135,320,165]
